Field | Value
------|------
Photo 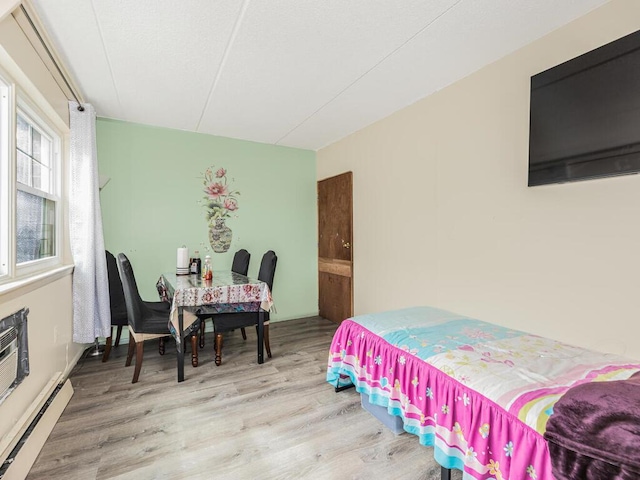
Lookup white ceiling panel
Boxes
[279,0,611,149]
[30,0,120,117]
[89,0,244,131]
[197,0,458,144]
[30,0,610,150]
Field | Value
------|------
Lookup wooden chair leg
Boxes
[191,335,198,367]
[102,334,113,363]
[214,333,223,366]
[132,340,144,383]
[199,320,206,348]
[125,337,135,366]
[264,324,271,358]
[159,337,165,355]
[114,325,123,347]
[240,327,247,340]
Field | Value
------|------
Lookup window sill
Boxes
[0,264,74,299]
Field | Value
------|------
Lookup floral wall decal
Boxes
[201,166,240,253]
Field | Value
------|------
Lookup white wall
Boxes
[318,0,640,360]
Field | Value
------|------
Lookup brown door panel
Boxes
[319,272,352,324]
[318,173,352,262]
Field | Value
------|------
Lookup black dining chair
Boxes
[117,253,199,383]
[102,250,128,362]
[212,250,277,366]
[231,249,250,276]
[199,248,251,348]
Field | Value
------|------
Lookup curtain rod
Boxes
[19,4,84,112]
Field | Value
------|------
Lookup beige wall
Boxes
[0,1,19,23]
[0,8,81,457]
[0,275,79,438]
[0,12,69,128]
[318,0,640,360]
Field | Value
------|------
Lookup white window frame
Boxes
[0,75,11,280]
[0,68,63,283]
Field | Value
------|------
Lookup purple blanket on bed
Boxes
[544,373,640,480]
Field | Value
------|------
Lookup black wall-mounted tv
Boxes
[528,29,640,186]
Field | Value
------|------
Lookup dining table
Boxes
[156,271,273,382]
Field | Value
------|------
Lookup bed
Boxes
[326,306,640,480]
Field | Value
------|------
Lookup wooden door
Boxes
[318,172,353,323]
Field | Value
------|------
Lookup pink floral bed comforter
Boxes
[326,306,640,480]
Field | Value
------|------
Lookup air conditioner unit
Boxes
[0,326,18,401]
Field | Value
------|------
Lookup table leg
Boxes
[199,320,206,348]
[257,310,264,364]
[177,307,185,382]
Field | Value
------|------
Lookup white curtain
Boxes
[69,101,111,343]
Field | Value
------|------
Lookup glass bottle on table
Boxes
[190,250,201,275]
[203,255,212,281]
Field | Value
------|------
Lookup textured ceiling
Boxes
[30,0,609,151]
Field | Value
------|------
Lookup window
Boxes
[0,71,62,282]
[16,110,58,264]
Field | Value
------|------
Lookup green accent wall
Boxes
[97,118,318,321]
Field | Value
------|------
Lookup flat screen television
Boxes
[528,29,640,186]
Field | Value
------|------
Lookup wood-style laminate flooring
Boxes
[27,316,463,480]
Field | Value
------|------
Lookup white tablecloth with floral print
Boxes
[157,271,273,337]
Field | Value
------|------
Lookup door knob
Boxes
[342,241,351,249]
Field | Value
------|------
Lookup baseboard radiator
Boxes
[0,378,73,480]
